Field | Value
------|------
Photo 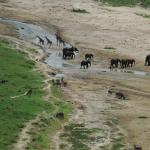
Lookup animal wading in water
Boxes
[62,47,79,60]
[145,55,150,66]
[80,59,91,69]
[36,35,44,46]
[44,36,52,47]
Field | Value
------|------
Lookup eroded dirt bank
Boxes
[0,0,150,149]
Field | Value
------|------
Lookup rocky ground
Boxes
[0,0,150,149]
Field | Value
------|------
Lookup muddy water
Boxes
[0,17,150,77]
[0,17,72,69]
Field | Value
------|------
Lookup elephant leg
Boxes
[87,64,89,69]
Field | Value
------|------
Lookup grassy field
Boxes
[96,0,150,7]
[27,84,72,150]
[0,39,55,150]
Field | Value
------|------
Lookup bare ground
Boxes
[0,0,150,149]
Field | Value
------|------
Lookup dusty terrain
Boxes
[0,0,150,149]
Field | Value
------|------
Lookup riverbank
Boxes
[0,38,73,150]
[0,0,150,149]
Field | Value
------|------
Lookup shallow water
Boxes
[0,17,72,68]
[0,18,150,77]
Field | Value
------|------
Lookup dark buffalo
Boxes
[145,55,150,66]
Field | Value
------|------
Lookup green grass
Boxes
[96,0,150,7]
[112,137,124,150]
[27,84,73,150]
[51,84,62,98]
[60,123,103,150]
[0,39,54,150]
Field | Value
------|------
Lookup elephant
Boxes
[63,51,75,59]
[127,59,135,67]
[145,55,150,66]
[80,60,91,69]
[120,59,128,68]
[62,46,79,59]
[120,59,135,68]
[85,53,94,60]
[110,59,120,68]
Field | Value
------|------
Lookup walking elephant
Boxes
[145,55,150,66]
[80,60,91,69]
[85,53,94,60]
[110,59,120,68]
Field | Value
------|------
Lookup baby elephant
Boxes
[115,92,126,100]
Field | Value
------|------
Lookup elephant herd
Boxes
[110,54,150,70]
[62,45,94,69]
[110,58,135,69]
[35,33,150,69]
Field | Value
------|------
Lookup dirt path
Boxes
[1,0,150,149]
[14,116,40,150]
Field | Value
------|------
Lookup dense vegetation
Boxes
[0,39,54,150]
[97,0,150,7]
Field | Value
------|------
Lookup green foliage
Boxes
[62,124,103,150]
[51,84,62,98]
[0,40,54,150]
[96,0,150,7]
[27,83,73,150]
